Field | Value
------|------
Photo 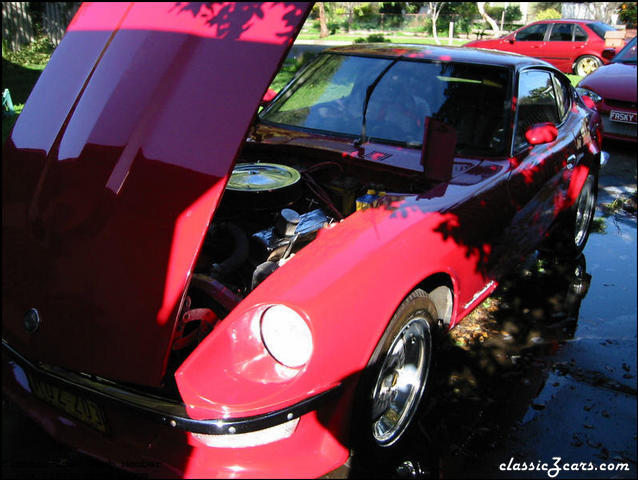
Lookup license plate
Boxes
[27,374,108,432]
[609,110,637,124]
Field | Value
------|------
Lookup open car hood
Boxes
[2,2,311,387]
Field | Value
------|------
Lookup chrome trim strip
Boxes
[2,339,340,434]
[463,281,496,310]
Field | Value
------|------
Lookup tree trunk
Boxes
[346,2,354,33]
[318,2,328,38]
[477,2,500,38]
[429,2,445,45]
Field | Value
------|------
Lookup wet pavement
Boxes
[2,143,636,479]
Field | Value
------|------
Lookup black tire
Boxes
[545,173,598,257]
[352,289,438,454]
[574,55,602,76]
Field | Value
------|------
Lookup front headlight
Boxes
[576,87,602,104]
[260,305,313,368]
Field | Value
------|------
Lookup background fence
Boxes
[2,2,80,51]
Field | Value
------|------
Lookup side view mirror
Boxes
[260,88,278,107]
[508,37,515,44]
[525,122,558,145]
[601,48,616,60]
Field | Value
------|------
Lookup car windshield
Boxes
[260,53,511,156]
[612,36,637,64]
[589,22,616,40]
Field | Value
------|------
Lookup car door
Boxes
[571,24,590,63]
[545,23,576,72]
[505,68,580,256]
[511,23,550,59]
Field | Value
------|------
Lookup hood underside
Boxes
[2,2,311,386]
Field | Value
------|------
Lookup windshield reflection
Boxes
[261,54,511,156]
[612,37,637,64]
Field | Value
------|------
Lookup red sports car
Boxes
[2,2,605,478]
[465,19,622,76]
[577,36,637,142]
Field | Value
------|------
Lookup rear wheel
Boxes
[353,289,438,452]
[574,55,602,76]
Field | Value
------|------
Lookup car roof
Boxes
[323,43,554,71]
[533,18,599,23]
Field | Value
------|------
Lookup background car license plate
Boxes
[27,374,108,432]
[609,110,637,124]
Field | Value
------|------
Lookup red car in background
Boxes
[577,37,637,142]
[465,19,622,76]
[2,2,605,478]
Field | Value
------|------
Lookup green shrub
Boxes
[327,21,340,35]
[3,36,54,67]
[535,8,561,21]
[418,19,433,34]
[366,33,391,43]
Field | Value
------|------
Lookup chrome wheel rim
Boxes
[575,177,595,248]
[371,317,431,446]
[578,57,600,76]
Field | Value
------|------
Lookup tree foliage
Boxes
[535,8,562,21]
[618,2,637,27]
[440,3,479,35]
[486,5,522,24]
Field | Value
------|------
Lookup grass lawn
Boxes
[566,74,584,87]
[2,56,48,146]
[297,32,467,46]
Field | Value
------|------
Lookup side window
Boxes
[574,25,588,41]
[551,75,571,122]
[549,24,574,41]
[515,70,560,148]
[516,24,548,41]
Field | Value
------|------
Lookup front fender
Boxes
[175,196,485,420]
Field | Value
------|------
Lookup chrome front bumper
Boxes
[2,339,340,435]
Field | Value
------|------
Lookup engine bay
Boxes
[167,144,432,369]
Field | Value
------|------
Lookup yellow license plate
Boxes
[27,374,108,433]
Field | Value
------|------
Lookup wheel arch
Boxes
[415,272,455,327]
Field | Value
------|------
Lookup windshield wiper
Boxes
[354,57,402,148]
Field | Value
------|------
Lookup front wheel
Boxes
[354,289,438,451]
[574,55,602,76]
